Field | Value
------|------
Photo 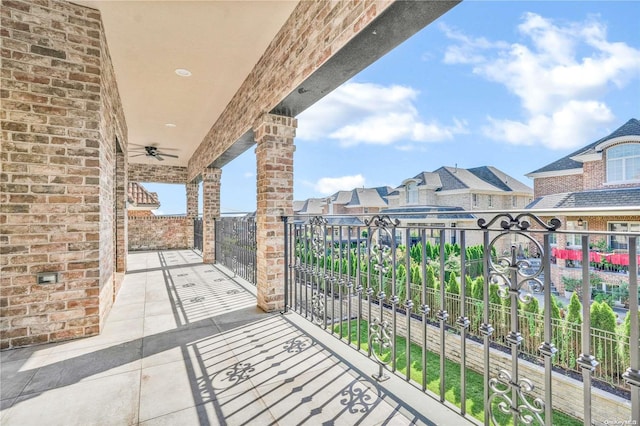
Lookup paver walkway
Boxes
[1,250,471,425]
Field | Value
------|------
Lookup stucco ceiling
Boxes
[76,0,298,167]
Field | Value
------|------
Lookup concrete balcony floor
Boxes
[1,250,472,425]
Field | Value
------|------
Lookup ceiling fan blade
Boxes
[130,153,146,157]
[159,153,179,158]
[155,155,165,161]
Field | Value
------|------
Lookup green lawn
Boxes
[334,320,582,426]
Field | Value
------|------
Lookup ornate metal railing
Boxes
[215,216,257,285]
[193,217,203,253]
[282,211,639,425]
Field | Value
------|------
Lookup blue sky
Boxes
[147,1,640,215]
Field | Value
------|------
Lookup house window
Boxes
[487,195,493,207]
[566,220,587,246]
[472,194,478,207]
[406,182,418,204]
[607,143,640,183]
[609,222,640,251]
[512,196,517,208]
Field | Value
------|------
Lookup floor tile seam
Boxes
[135,258,151,426]
[8,352,51,401]
[13,366,145,402]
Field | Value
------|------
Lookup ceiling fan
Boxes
[131,146,179,162]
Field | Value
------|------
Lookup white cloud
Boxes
[243,171,254,178]
[313,174,366,195]
[442,13,640,149]
[297,82,468,147]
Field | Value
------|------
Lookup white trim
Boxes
[525,168,582,179]
[401,178,420,186]
[595,136,640,152]
[570,152,601,163]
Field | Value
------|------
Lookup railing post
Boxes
[282,216,289,314]
[481,228,493,426]
[457,230,470,416]
[623,236,639,422]
[576,234,598,425]
[539,233,557,426]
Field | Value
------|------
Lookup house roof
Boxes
[127,182,160,208]
[468,166,533,193]
[329,190,353,205]
[296,198,325,215]
[380,205,475,220]
[528,118,640,175]
[526,187,640,209]
[434,166,532,193]
[347,186,391,208]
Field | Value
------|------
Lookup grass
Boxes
[334,320,582,426]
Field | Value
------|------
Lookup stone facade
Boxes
[128,216,193,251]
[202,168,221,263]
[128,163,187,185]
[1,0,127,349]
[255,114,296,312]
[186,182,199,219]
[187,0,394,182]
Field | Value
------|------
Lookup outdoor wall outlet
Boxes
[37,272,58,285]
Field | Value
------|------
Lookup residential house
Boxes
[293,187,392,243]
[127,182,160,217]
[383,166,534,248]
[526,118,640,295]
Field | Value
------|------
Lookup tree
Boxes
[447,272,460,295]
[566,292,582,324]
[472,276,484,301]
[564,292,582,369]
[591,301,619,377]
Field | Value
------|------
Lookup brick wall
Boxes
[255,114,296,312]
[128,216,193,251]
[128,163,187,184]
[534,174,583,198]
[1,0,126,349]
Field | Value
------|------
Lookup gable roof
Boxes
[346,186,391,208]
[296,198,325,214]
[380,205,475,220]
[127,182,160,208]
[526,187,640,209]
[434,166,531,193]
[527,118,640,175]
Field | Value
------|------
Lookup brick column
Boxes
[254,113,297,312]
[202,167,221,263]
[186,182,199,219]
[115,150,127,273]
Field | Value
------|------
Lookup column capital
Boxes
[254,113,297,144]
[202,166,222,182]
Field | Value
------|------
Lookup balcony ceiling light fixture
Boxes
[174,68,192,77]
[165,123,177,128]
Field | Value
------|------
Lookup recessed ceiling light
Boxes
[175,68,192,77]
[165,123,177,128]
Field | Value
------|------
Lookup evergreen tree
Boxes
[447,272,460,295]
[472,276,484,301]
[523,296,539,314]
[566,292,582,324]
[426,265,436,289]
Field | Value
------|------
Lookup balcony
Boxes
[2,210,638,425]
[0,250,470,425]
